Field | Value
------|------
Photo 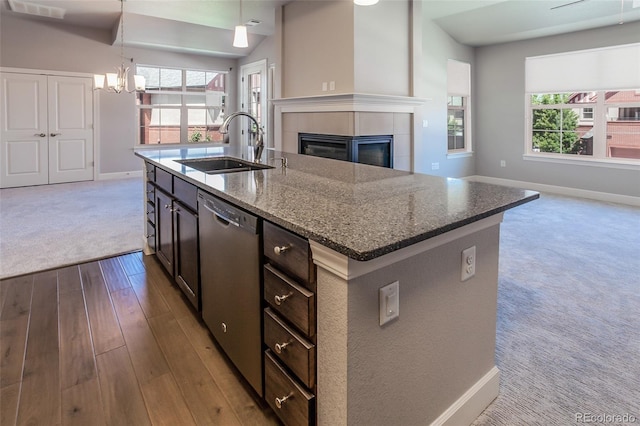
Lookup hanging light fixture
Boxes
[94,0,145,93]
[354,0,379,5]
[233,0,249,48]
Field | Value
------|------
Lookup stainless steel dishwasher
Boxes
[198,190,263,396]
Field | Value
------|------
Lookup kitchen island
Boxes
[135,146,538,425]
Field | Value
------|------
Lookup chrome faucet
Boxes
[219,111,265,163]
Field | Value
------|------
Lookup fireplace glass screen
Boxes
[299,133,393,168]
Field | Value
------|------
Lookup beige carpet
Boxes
[0,178,143,279]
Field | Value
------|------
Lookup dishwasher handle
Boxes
[202,201,239,227]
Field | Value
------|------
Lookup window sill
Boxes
[523,153,640,170]
[135,142,226,150]
[447,151,473,159]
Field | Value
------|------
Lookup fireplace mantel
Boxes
[272,93,427,163]
[272,93,427,113]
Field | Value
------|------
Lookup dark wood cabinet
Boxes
[146,162,200,311]
[263,221,317,426]
[173,200,199,309]
[155,188,175,274]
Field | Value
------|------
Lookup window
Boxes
[447,60,471,154]
[136,66,227,145]
[525,43,640,164]
[528,90,640,160]
[447,96,465,150]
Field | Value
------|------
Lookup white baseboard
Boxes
[466,175,640,207]
[99,171,143,180]
[430,367,500,426]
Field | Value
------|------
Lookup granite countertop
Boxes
[135,146,539,261]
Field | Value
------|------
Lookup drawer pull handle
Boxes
[274,341,291,354]
[274,245,291,255]
[145,234,154,238]
[164,204,171,209]
[275,392,294,409]
[274,292,293,306]
[146,189,154,194]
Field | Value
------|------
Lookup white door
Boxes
[240,60,267,148]
[0,72,94,188]
[47,76,93,184]
[0,73,49,187]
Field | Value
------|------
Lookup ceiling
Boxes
[2,0,639,57]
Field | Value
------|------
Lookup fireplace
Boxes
[298,133,393,168]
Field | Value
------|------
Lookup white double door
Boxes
[0,72,94,188]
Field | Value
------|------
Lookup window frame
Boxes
[447,96,470,154]
[524,89,640,168]
[136,65,228,146]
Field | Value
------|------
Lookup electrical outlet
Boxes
[329,81,335,91]
[461,246,476,281]
[500,160,506,167]
[379,281,399,326]
[431,162,439,170]
[322,82,328,91]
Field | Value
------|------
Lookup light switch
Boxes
[379,281,399,326]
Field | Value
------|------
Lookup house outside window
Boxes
[528,90,640,160]
[447,60,472,155]
[136,66,227,145]
[447,96,466,150]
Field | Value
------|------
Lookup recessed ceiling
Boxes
[2,0,639,57]
[428,0,640,46]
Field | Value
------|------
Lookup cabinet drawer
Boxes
[146,201,155,222]
[145,162,155,181]
[264,308,315,388]
[155,167,173,194]
[173,177,198,211]
[265,350,315,426]
[264,265,315,337]
[146,221,156,251]
[264,221,313,286]
[146,181,155,203]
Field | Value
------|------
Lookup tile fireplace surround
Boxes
[273,94,425,172]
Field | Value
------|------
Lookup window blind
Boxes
[525,43,640,93]
[447,59,471,96]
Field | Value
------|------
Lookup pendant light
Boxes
[233,0,249,48]
[354,0,379,5]
[94,0,145,93]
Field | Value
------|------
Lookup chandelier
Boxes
[94,0,145,93]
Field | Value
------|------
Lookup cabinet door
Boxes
[0,72,48,188]
[173,201,199,310]
[155,189,174,275]
[47,76,94,184]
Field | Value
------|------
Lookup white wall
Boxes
[354,0,411,96]
[281,1,355,98]
[474,22,640,198]
[0,14,237,177]
[415,12,475,177]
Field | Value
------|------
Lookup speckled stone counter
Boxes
[135,146,538,261]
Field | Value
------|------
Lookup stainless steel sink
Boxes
[175,157,273,174]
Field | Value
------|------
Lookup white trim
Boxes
[447,151,473,159]
[0,67,94,79]
[240,59,268,147]
[98,170,143,180]
[309,214,504,281]
[522,154,639,170]
[430,367,500,426]
[466,175,640,207]
[272,93,427,113]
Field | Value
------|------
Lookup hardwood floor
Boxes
[0,252,280,426]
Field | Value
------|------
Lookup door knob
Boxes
[34,133,46,137]
[50,133,61,137]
